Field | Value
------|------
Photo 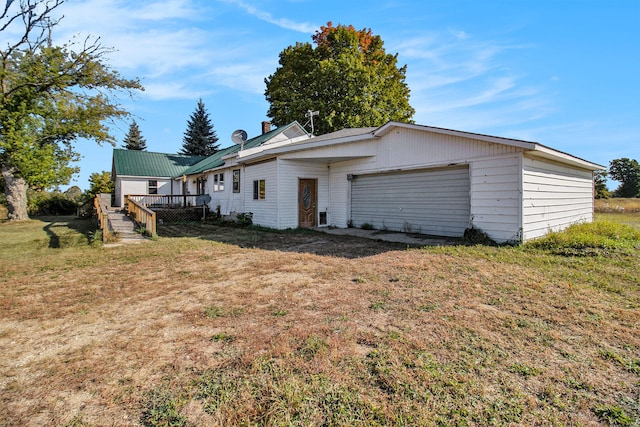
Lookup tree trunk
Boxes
[1,166,29,221]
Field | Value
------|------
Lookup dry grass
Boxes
[595,198,640,213]
[0,216,639,426]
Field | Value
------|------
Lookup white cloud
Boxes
[207,61,276,94]
[42,0,274,100]
[142,81,206,101]
[393,30,551,134]
[219,0,317,33]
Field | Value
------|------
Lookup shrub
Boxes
[28,192,78,216]
[463,226,497,245]
[236,212,253,227]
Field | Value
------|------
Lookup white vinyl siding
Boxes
[374,127,521,171]
[469,155,522,243]
[205,167,245,215]
[277,160,330,229]
[244,160,278,228]
[522,156,594,241]
[115,177,172,207]
[350,166,470,237]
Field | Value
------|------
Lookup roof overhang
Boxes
[527,145,606,170]
[180,121,605,172]
[236,130,377,164]
[376,122,605,171]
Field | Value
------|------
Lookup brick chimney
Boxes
[261,121,271,134]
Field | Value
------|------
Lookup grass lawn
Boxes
[0,210,638,426]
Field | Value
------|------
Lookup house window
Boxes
[253,179,265,200]
[233,169,241,193]
[148,180,158,195]
[213,173,225,192]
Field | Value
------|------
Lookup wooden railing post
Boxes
[94,194,111,242]
[126,196,157,238]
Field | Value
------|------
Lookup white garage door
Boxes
[350,166,470,237]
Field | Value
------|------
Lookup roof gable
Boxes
[184,121,308,175]
[238,121,604,171]
[112,149,205,178]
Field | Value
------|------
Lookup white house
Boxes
[112,121,604,243]
[111,150,206,207]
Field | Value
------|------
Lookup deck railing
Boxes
[126,196,157,237]
[94,194,111,242]
[126,194,205,209]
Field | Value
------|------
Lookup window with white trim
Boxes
[213,173,225,192]
[232,169,240,193]
[253,179,265,200]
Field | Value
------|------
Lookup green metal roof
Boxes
[113,122,308,178]
[112,149,205,178]
[183,122,306,175]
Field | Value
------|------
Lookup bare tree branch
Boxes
[1,0,64,55]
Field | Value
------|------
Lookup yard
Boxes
[0,205,639,426]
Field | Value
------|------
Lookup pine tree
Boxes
[180,99,219,156]
[122,120,147,150]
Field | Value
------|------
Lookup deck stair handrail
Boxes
[126,196,157,237]
[126,194,204,209]
[94,194,111,242]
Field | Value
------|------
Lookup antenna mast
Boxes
[305,110,319,134]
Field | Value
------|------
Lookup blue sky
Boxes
[23,0,640,189]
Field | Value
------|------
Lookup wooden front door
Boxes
[298,179,317,228]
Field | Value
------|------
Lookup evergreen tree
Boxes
[180,99,219,156]
[122,120,147,150]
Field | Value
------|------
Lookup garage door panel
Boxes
[351,166,470,237]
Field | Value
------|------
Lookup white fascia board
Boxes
[529,144,606,170]
[221,153,238,161]
[237,132,377,164]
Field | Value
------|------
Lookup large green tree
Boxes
[122,120,147,150]
[609,158,640,198]
[1,0,142,220]
[180,98,219,156]
[264,22,415,135]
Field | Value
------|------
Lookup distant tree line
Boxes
[596,158,640,199]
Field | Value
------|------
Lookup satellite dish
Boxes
[231,129,248,145]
